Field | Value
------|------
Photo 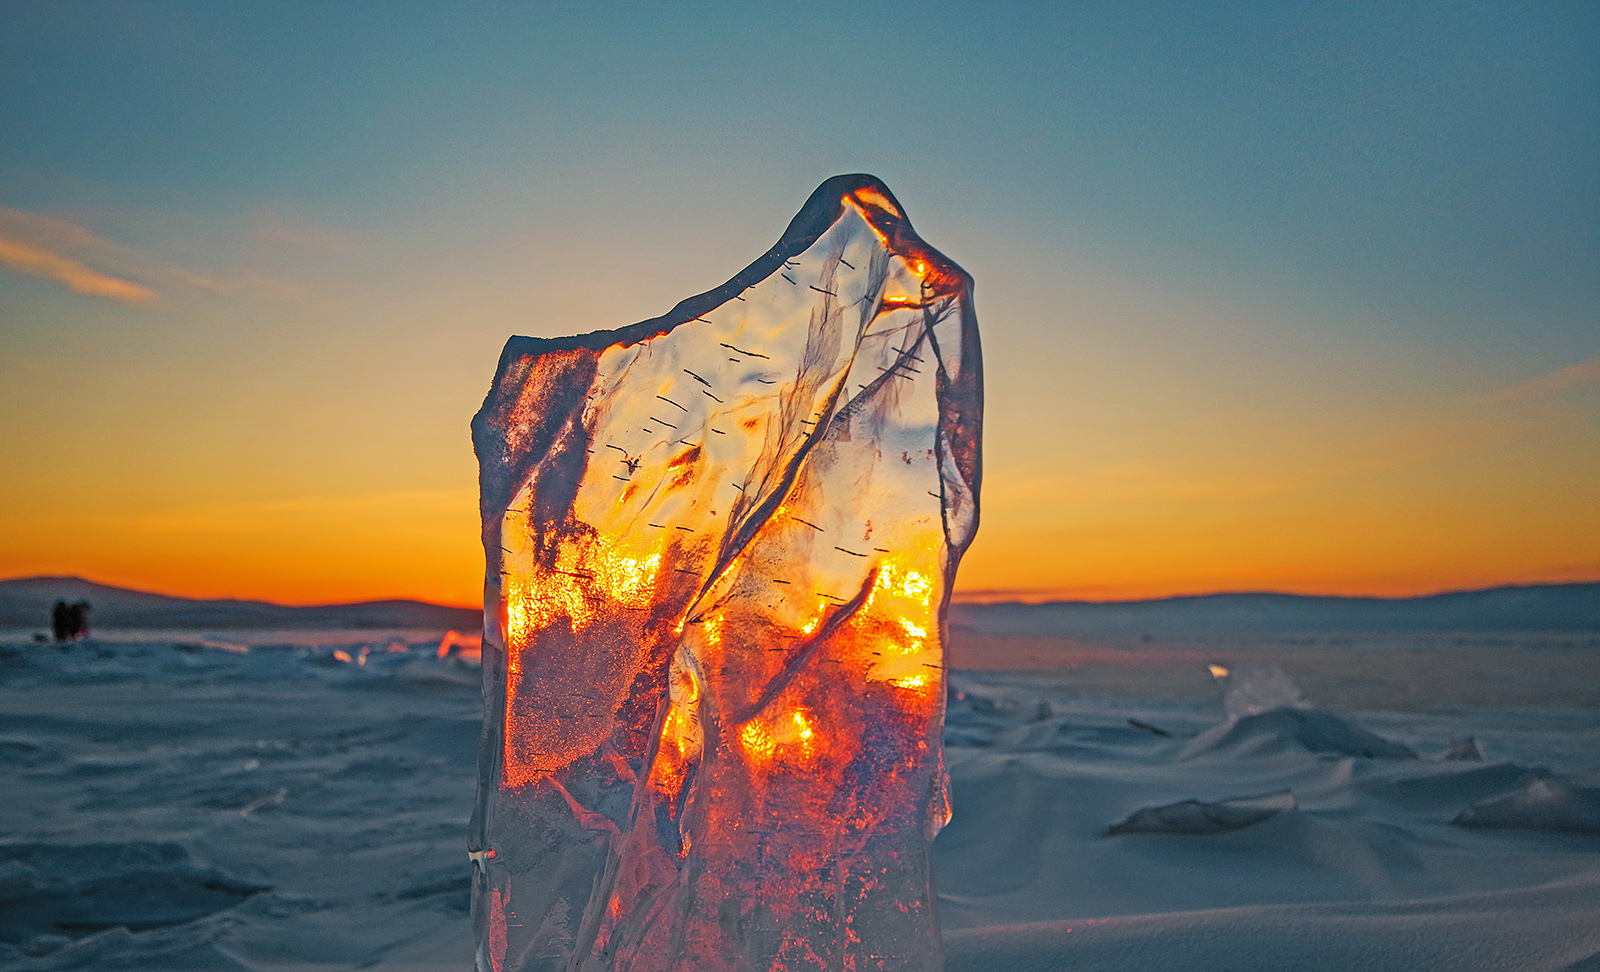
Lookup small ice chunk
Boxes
[1439,736,1488,761]
[1109,790,1296,836]
[1452,775,1600,835]
[175,638,249,654]
[1212,661,1306,718]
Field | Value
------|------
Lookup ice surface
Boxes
[3,634,1598,971]
[470,175,981,972]
[935,672,1600,971]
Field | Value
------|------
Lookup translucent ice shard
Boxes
[470,174,981,972]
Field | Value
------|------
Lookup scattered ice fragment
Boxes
[1439,736,1488,761]
[1127,717,1173,737]
[1109,790,1296,836]
[174,638,249,654]
[470,174,981,971]
[1212,661,1306,718]
[1452,775,1600,835]
[436,630,483,666]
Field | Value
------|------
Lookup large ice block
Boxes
[470,174,982,972]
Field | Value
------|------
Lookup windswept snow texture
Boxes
[936,671,1600,972]
[1,633,1597,971]
[470,175,981,972]
[0,632,484,972]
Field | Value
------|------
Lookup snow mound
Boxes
[1454,775,1600,835]
[943,865,1600,972]
[0,841,266,955]
[1179,706,1418,761]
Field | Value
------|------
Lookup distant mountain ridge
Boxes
[4,576,1596,635]
[0,576,481,631]
[952,582,1600,636]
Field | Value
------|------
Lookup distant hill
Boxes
[0,576,481,631]
[952,582,1600,636]
[5,576,1596,636]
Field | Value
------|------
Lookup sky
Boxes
[1,1,1596,607]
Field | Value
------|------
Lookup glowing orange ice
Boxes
[469,174,981,972]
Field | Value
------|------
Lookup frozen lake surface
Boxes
[1,630,1597,971]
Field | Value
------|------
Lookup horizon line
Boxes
[4,573,1598,612]
[951,578,1600,605]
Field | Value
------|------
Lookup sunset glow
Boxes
[1,4,1595,608]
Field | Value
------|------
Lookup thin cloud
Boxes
[0,204,304,303]
[0,206,119,252]
[1491,354,1600,402]
[0,233,159,303]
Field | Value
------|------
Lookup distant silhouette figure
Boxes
[51,600,71,642]
[49,600,91,641]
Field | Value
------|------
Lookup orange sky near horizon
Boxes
[4,467,1598,608]
[2,200,1596,608]
[2,202,1598,608]
[3,340,1596,609]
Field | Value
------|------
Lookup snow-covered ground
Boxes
[1,631,1596,971]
